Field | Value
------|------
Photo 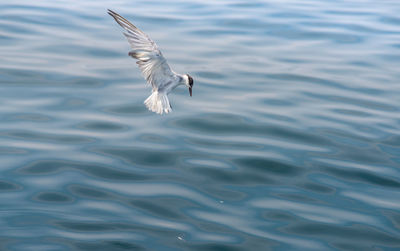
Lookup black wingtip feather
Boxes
[107,9,118,22]
[107,9,139,31]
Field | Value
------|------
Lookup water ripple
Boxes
[1,0,400,250]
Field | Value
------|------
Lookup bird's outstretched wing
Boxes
[108,9,174,90]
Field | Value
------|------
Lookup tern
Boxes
[108,9,194,115]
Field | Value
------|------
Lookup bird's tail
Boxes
[144,91,172,115]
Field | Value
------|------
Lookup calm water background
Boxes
[0,0,400,250]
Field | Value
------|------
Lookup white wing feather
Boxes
[108,9,174,91]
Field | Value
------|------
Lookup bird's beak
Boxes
[189,87,192,97]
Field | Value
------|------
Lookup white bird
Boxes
[108,9,194,115]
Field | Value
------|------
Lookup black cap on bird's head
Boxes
[187,74,194,97]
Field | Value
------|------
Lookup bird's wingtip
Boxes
[107,9,116,16]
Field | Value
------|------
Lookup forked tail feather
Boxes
[144,91,172,115]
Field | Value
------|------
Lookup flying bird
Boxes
[108,9,194,115]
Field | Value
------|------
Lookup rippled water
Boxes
[1,0,400,250]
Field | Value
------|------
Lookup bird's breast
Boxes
[161,80,180,94]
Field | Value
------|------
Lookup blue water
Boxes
[1,0,400,250]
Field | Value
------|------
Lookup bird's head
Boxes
[184,74,194,97]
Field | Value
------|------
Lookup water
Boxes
[0,0,399,250]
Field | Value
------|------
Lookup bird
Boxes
[108,9,194,115]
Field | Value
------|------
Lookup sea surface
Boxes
[0,0,399,250]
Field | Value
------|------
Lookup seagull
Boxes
[108,9,194,115]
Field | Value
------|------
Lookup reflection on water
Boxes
[0,0,400,250]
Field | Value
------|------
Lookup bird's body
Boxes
[108,9,193,115]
